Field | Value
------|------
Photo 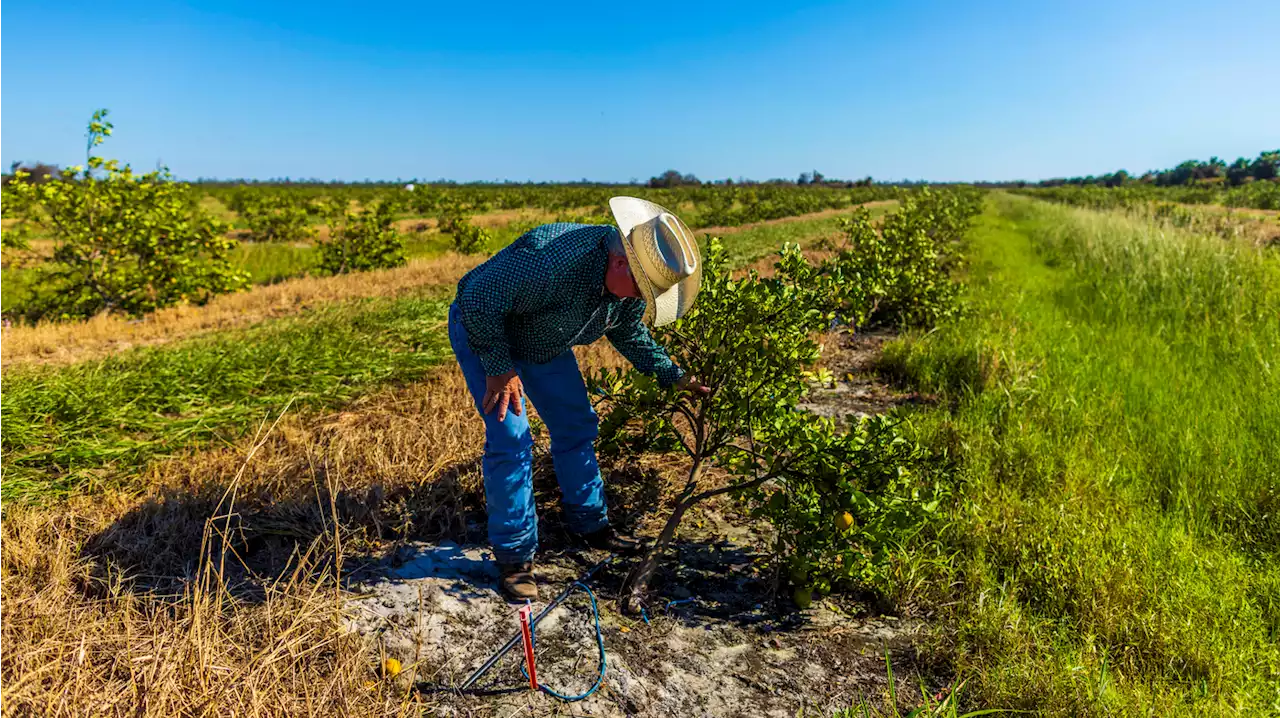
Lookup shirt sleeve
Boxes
[606,299,685,387]
[455,249,553,377]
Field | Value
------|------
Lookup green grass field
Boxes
[882,195,1280,715]
[0,293,454,502]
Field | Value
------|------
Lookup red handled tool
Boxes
[517,602,538,690]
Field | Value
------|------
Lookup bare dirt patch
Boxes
[802,329,935,421]
[346,505,928,718]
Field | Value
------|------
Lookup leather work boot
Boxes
[577,526,648,556]
[496,560,537,598]
[497,562,538,601]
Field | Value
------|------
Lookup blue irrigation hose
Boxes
[519,581,607,702]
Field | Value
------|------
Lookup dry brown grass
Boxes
[1,253,485,369]
[1192,205,1280,246]
[0,344,639,716]
[313,207,567,243]
[0,500,424,717]
[0,386,439,716]
[0,372,476,716]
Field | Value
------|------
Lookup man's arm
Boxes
[456,249,551,377]
[605,300,685,387]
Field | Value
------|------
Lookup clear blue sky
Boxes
[3,0,1277,183]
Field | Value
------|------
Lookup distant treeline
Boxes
[1,162,900,189]
[1036,151,1279,188]
[187,169,885,189]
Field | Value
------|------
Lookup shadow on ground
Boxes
[80,449,669,606]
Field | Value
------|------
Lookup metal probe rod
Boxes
[457,555,613,690]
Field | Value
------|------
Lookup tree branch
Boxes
[688,470,782,505]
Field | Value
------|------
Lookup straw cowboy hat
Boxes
[609,197,702,327]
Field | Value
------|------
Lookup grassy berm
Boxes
[882,195,1280,714]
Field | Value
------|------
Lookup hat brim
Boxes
[610,197,701,327]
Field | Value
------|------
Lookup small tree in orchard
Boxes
[409,185,445,216]
[590,240,942,613]
[4,110,246,320]
[437,207,492,255]
[230,189,316,243]
[826,187,981,330]
[317,199,407,275]
[1,184,32,246]
[593,190,983,612]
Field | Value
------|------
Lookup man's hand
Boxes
[484,371,524,421]
[676,375,711,395]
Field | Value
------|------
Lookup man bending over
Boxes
[449,197,706,601]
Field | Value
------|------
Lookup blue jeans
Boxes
[448,303,609,563]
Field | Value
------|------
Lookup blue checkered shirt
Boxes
[455,223,684,386]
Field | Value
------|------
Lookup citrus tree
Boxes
[437,208,492,254]
[591,240,942,612]
[316,199,406,274]
[593,190,981,612]
[4,110,245,320]
[1,181,32,247]
[824,187,981,330]
[229,189,316,243]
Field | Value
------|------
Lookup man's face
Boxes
[604,252,642,299]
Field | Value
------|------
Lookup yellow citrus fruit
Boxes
[383,658,402,677]
[793,587,813,609]
[834,511,855,532]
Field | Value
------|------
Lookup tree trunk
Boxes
[619,461,703,615]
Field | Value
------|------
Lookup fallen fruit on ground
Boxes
[793,587,813,609]
[382,658,401,677]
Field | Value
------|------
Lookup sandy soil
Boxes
[801,329,935,421]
